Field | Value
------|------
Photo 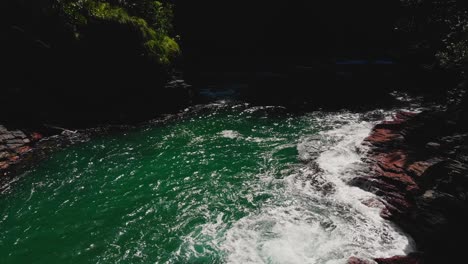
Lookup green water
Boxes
[0,104,413,263]
[0,105,315,263]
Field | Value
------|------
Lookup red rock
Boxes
[375,255,422,264]
[31,132,43,141]
[8,155,19,162]
[365,128,401,144]
[370,151,420,192]
[405,184,420,193]
[0,161,9,170]
[376,151,407,170]
[376,169,417,189]
[366,112,416,145]
[406,161,434,178]
[15,146,32,154]
[366,128,396,142]
[395,111,417,121]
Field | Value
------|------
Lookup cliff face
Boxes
[352,109,468,263]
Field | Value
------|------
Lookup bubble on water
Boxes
[219,130,242,139]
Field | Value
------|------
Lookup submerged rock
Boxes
[375,254,423,264]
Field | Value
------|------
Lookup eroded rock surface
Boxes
[354,110,468,263]
[0,125,41,174]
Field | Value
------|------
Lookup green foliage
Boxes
[56,0,180,66]
[145,35,179,64]
[152,1,174,34]
[103,0,174,34]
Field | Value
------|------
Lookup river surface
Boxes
[0,103,413,263]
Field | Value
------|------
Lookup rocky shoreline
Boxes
[0,125,44,176]
[0,124,132,183]
[349,109,468,263]
[0,103,213,180]
[3,106,467,263]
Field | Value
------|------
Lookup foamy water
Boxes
[182,111,414,264]
[0,104,414,264]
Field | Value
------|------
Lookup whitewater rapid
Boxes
[0,103,415,264]
[180,111,414,264]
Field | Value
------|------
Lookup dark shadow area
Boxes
[1,0,187,127]
[175,0,457,109]
[1,0,467,121]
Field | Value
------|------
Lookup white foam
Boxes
[220,130,242,139]
[180,112,414,263]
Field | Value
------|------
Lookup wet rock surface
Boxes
[347,256,375,264]
[354,109,468,263]
[374,254,423,264]
[0,123,132,182]
[347,254,423,264]
[0,125,40,174]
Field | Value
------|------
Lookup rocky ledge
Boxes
[0,124,108,179]
[350,109,468,263]
[0,125,43,175]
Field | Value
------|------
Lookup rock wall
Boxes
[352,110,468,263]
